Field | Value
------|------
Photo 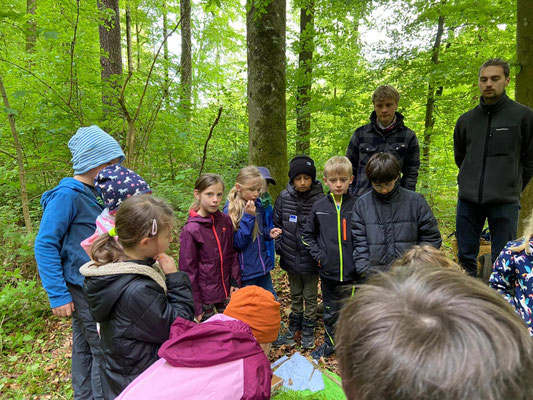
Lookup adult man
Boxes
[454,58,533,277]
[336,264,533,400]
[346,85,420,197]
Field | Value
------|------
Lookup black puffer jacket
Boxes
[273,181,325,274]
[302,193,357,282]
[351,183,442,278]
[81,260,194,399]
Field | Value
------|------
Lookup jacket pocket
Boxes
[389,142,407,159]
[487,126,519,156]
[359,143,377,162]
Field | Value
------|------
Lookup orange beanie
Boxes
[224,285,281,343]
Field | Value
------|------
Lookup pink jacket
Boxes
[116,314,272,399]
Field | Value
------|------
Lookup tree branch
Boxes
[0,148,16,159]
[68,0,81,106]
[198,106,223,177]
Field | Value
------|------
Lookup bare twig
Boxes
[0,148,16,159]
[198,106,223,177]
[68,0,81,106]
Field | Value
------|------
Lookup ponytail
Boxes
[90,234,124,266]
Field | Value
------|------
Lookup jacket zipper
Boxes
[331,194,344,282]
[478,110,492,204]
[211,215,228,297]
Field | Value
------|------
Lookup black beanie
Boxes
[289,156,316,183]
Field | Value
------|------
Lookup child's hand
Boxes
[244,200,256,216]
[52,302,75,317]
[156,253,178,274]
[230,286,239,294]
[196,313,204,322]
[270,228,282,239]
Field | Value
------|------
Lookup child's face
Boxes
[150,225,173,256]
[237,177,262,202]
[371,177,398,195]
[324,172,353,196]
[194,182,224,216]
[293,174,313,192]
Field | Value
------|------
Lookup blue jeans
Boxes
[456,199,519,277]
[242,272,277,299]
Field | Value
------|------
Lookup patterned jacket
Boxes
[489,238,533,337]
[346,111,420,197]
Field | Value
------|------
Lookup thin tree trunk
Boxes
[421,7,445,191]
[163,1,170,106]
[98,0,123,112]
[126,0,133,73]
[516,0,533,235]
[180,0,192,117]
[0,76,32,233]
[295,1,314,155]
[26,0,37,53]
[247,0,288,199]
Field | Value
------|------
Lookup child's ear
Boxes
[193,189,200,201]
[323,176,328,184]
[349,175,354,184]
[235,183,242,192]
[138,237,151,249]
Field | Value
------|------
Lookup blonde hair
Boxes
[509,211,533,255]
[191,173,225,211]
[90,195,174,266]
[227,166,265,240]
[392,245,463,272]
[372,85,400,104]
[324,156,352,178]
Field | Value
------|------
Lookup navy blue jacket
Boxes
[223,199,274,281]
[35,178,104,308]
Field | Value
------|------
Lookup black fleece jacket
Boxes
[302,193,357,282]
[454,92,533,205]
[273,181,325,275]
[81,260,194,399]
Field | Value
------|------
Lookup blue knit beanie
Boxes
[68,125,125,175]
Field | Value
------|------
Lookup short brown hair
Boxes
[336,265,533,400]
[479,58,510,78]
[372,85,399,104]
[365,152,400,184]
[323,156,352,178]
[392,245,463,272]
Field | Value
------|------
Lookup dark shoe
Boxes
[272,322,296,347]
[311,341,334,359]
[288,312,303,333]
[302,319,316,349]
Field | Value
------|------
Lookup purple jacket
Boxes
[179,210,240,316]
[117,314,272,399]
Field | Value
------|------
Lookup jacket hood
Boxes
[370,111,406,131]
[80,261,167,321]
[41,177,88,208]
[286,180,324,198]
[158,314,264,368]
[185,209,222,226]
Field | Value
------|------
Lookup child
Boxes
[257,167,276,265]
[352,152,442,279]
[336,264,533,400]
[273,155,324,349]
[34,125,125,399]
[224,166,281,297]
[81,163,152,255]
[302,156,358,359]
[392,244,463,272]
[80,195,194,398]
[179,173,240,322]
[116,285,281,400]
[489,211,533,336]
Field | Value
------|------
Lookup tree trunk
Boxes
[516,0,533,235]
[98,0,123,112]
[421,6,445,192]
[126,0,133,73]
[163,1,170,106]
[295,1,314,155]
[26,0,37,53]
[247,0,288,199]
[180,0,192,117]
[0,76,32,233]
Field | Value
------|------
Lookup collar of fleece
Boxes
[80,261,167,293]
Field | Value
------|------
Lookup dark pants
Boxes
[456,199,519,277]
[68,283,104,400]
[321,277,356,347]
[242,272,277,299]
[287,272,319,321]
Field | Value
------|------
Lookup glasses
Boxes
[372,180,396,190]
